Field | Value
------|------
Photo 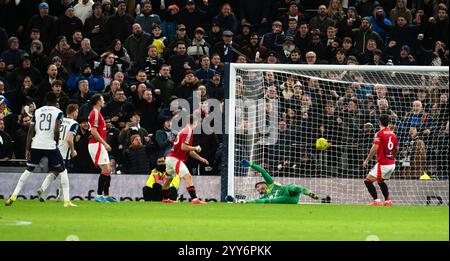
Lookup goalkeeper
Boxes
[235,160,319,204]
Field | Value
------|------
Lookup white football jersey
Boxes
[59,117,79,160]
[31,106,64,150]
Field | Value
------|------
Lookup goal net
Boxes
[227,64,449,205]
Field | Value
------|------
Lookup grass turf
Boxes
[0,200,448,241]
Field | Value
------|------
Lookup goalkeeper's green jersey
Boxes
[247,163,311,204]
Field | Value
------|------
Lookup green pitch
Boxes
[0,201,448,241]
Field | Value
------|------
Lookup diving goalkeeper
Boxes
[232,160,319,204]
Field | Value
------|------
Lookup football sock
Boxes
[12,170,32,197]
[186,186,197,199]
[97,174,107,195]
[60,170,70,202]
[378,181,390,201]
[41,173,57,192]
[103,175,111,196]
[364,179,378,200]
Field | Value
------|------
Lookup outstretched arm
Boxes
[241,160,273,185]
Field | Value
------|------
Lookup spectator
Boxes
[150,64,176,106]
[416,87,433,113]
[1,37,25,72]
[51,56,70,82]
[143,156,179,201]
[7,54,42,91]
[206,72,224,101]
[387,16,417,52]
[261,21,285,53]
[29,40,49,76]
[136,88,160,136]
[95,52,124,90]
[13,113,31,159]
[285,18,299,39]
[48,80,70,113]
[212,3,239,35]
[71,79,91,108]
[428,6,449,47]
[49,36,77,70]
[206,22,223,48]
[149,24,169,56]
[122,134,153,174]
[124,23,153,74]
[416,40,449,66]
[336,6,361,39]
[195,55,216,85]
[309,5,335,36]
[280,1,304,32]
[327,0,346,24]
[177,0,208,39]
[5,76,37,115]
[55,6,83,41]
[307,31,329,63]
[401,100,435,140]
[276,36,296,64]
[164,24,192,60]
[74,0,94,24]
[67,63,104,94]
[242,33,269,63]
[305,51,317,64]
[210,30,241,64]
[70,38,99,74]
[331,47,347,65]
[142,45,165,82]
[84,2,108,54]
[104,79,121,103]
[69,30,83,52]
[26,2,56,48]
[368,48,385,65]
[155,117,175,157]
[369,5,393,42]
[161,4,180,43]
[357,38,380,64]
[294,22,311,54]
[369,98,397,126]
[101,0,115,17]
[234,22,252,48]
[107,39,131,69]
[104,116,121,171]
[210,53,224,75]
[119,111,150,146]
[175,70,201,100]
[399,126,427,179]
[136,0,161,34]
[351,17,384,54]
[167,41,195,85]
[187,27,210,63]
[102,89,135,129]
[0,118,13,161]
[389,0,412,24]
[104,0,135,43]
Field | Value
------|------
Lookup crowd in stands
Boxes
[0,0,448,179]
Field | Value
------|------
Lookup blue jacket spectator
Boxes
[369,6,393,43]
[67,64,105,94]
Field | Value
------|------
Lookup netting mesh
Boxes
[231,65,449,205]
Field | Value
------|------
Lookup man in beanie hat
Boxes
[1,37,25,71]
[30,39,50,75]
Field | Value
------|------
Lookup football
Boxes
[316,138,329,150]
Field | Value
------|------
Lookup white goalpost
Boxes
[227,64,449,205]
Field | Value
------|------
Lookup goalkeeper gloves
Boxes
[308,192,319,200]
[240,159,253,168]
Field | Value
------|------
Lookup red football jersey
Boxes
[373,127,398,165]
[167,126,193,162]
[88,108,106,144]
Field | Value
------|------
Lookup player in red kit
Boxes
[163,114,209,204]
[363,114,398,206]
[88,94,116,203]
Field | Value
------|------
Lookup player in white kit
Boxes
[37,104,79,203]
[5,92,76,207]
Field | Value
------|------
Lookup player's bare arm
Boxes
[181,142,201,153]
[67,132,77,158]
[91,127,111,151]
[363,144,379,168]
[189,150,209,165]
[54,119,61,145]
[25,123,36,161]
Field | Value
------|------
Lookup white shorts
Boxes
[88,143,110,166]
[369,163,395,180]
[165,156,190,178]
